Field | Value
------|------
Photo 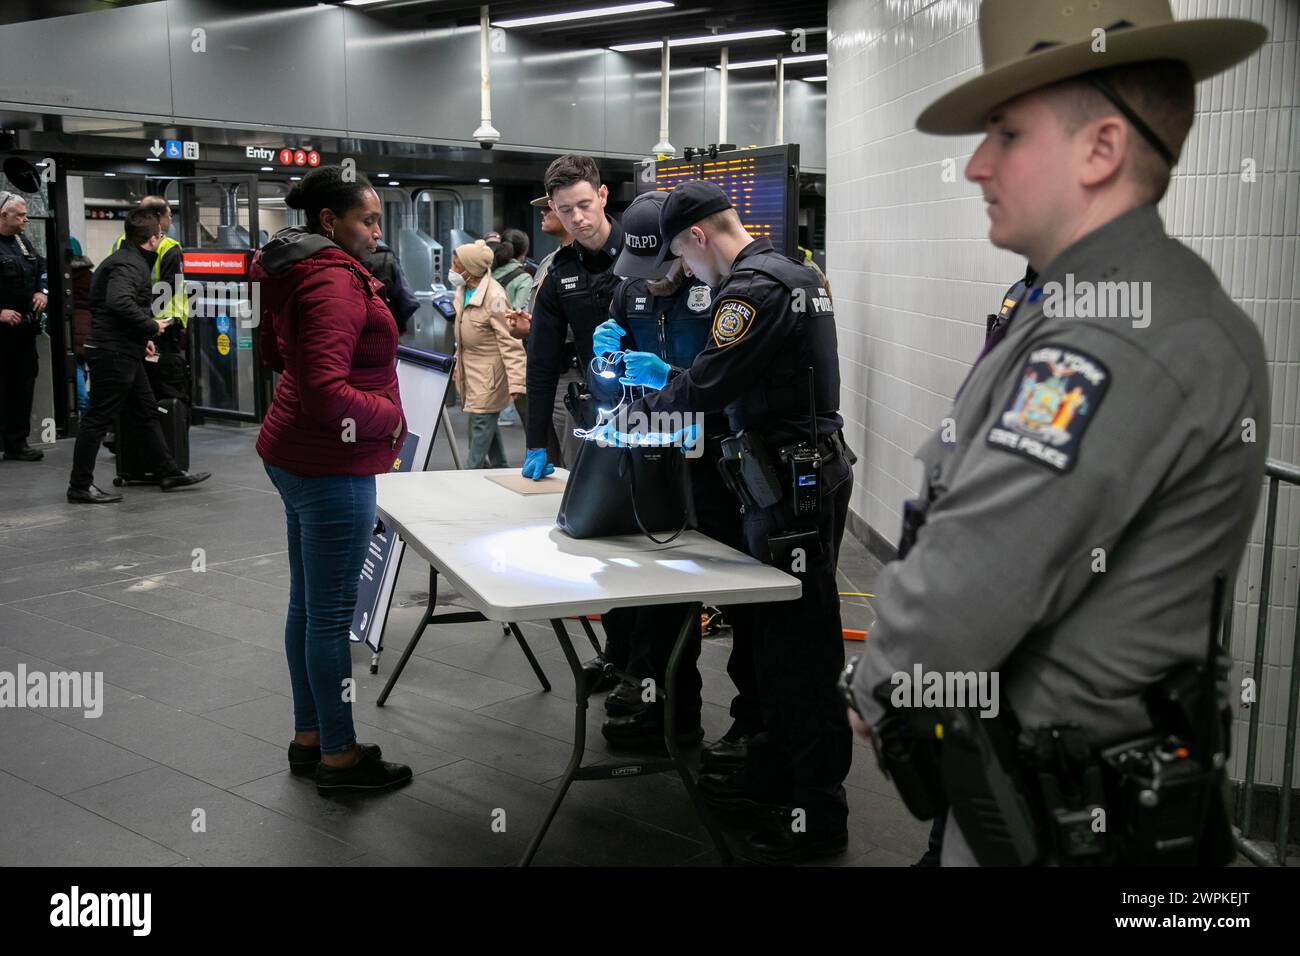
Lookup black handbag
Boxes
[556,438,696,543]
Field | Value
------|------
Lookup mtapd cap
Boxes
[655,180,733,266]
[614,192,672,280]
[530,194,551,209]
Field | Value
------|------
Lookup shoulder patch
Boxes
[711,297,756,348]
[985,344,1110,473]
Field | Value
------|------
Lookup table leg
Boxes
[507,622,551,692]
[664,602,734,864]
[578,616,604,656]
[520,618,589,866]
[376,566,439,708]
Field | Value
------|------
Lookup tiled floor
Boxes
[0,412,927,866]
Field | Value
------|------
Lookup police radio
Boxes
[778,367,823,519]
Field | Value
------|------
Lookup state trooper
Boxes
[0,189,48,461]
[621,180,855,865]
[588,190,762,761]
[843,0,1270,866]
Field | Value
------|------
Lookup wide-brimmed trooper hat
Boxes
[917,0,1267,140]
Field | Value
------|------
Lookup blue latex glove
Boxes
[592,319,625,358]
[619,351,670,390]
[521,447,554,480]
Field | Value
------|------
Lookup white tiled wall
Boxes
[826,0,1300,789]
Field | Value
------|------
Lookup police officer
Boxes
[844,0,1269,866]
[519,154,623,480]
[917,261,1036,868]
[519,155,630,675]
[622,180,854,864]
[0,190,47,461]
[588,191,763,756]
[505,194,573,468]
[114,196,189,404]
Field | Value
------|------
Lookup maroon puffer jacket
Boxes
[253,229,406,477]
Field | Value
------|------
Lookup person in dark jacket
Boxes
[363,241,419,335]
[0,190,46,461]
[66,209,210,503]
[253,164,413,796]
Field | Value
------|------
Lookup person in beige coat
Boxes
[449,240,526,468]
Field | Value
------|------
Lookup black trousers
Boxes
[691,448,763,735]
[0,324,39,450]
[71,348,178,490]
[741,454,854,826]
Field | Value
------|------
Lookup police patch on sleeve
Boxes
[711,297,755,348]
[985,344,1110,473]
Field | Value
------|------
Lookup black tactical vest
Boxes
[723,250,842,450]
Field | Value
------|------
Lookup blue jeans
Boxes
[265,464,376,755]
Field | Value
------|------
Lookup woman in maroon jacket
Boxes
[253,165,412,795]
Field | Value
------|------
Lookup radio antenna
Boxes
[807,366,817,448]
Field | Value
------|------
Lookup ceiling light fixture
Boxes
[611,29,784,53]
[496,2,673,29]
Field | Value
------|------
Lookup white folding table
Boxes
[372,468,801,865]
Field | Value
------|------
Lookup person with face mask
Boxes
[448,239,526,468]
[252,164,413,796]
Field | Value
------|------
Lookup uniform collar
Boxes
[732,237,774,268]
[1037,204,1164,287]
[575,215,622,268]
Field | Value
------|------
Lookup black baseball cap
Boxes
[613,192,671,280]
[655,180,733,266]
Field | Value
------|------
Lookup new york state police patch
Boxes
[711,297,755,348]
[985,344,1110,473]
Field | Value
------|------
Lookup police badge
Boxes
[687,284,712,313]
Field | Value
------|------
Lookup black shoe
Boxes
[159,469,210,492]
[604,679,642,716]
[697,771,788,816]
[315,747,412,794]
[288,740,382,777]
[67,484,123,504]
[701,731,753,774]
[580,654,620,697]
[736,814,849,866]
[3,445,43,461]
[602,706,703,752]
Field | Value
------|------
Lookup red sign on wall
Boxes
[182,251,249,275]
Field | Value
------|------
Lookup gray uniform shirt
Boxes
[850,204,1270,865]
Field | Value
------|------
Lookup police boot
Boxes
[602,699,703,752]
[735,807,849,866]
[580,654,620,697]
[701,722,755,775]
[3,444,43,461]
[604,679,641,715]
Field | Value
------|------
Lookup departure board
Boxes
[645,144,798,256]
